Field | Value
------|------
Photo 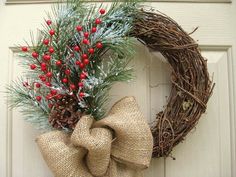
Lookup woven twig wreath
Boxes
[131,10,214,158]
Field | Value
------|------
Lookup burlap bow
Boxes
[36,97,153,177]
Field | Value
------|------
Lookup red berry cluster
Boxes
[21,8,106,108]
[71,9,105,99]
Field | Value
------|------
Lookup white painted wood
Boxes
[10,52,53,177]
[0,3,52,177]
[0,1,236,177]
[151,0,231,2]
[4,0,232,5]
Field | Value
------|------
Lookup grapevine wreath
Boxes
[131,10,214,158]
[7,0,214,176]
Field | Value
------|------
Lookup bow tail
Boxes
[36,131,93,177]
[104,159,144,177]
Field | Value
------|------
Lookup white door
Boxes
[1,0,235,177]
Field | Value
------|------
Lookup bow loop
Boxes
[94,97,153,169]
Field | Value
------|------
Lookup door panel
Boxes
[164,50,232,177]
[1,1,236,177]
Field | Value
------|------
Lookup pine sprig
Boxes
[6,79,51,130]
[7,0,141,131]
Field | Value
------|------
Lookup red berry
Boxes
[82,39,89,45]
[32,52,39,58]
[76,25,83,32]
[36,96,42,102]
[95,18,101,25]
[96,42,103,49]
[41,67,47,71]
[91,27,97,33]
[43,39,49,45]
[82,54,88,59]
[70,84,76,90]
[43,54,51,61]
[48,47,54,53]
[88,48,94,54]
[56,94,62,99]
[39,75,46,82]
[79,92,85,98]
[46,72,53,77]
[75,60,81,65]
[35,83,41,88]
[41,63,47,70]
[99,9,106,14]
[48,103,53,109]
[83,59,89,65]
[78,82,84,87]
[21,46,28,52]
[46,94,52,100]
[49,29,55,36]
[84,32,89,38]
[62,78,68,83]
[65,69,71,75]
[41,62,47,68]
[74,46,80,51]
[79,63,85,69]
[50,89,57,95]
[46,20,52,26]
[55,60,62,66]
[45,82,51,87]
[30,64,36,70]
[80,73,86,79]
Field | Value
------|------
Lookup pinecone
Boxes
[48,95,82,130]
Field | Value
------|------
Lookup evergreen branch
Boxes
[7,0,143,130]
[6,79,51,130]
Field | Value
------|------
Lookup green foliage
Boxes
[7,0,141,131]
[7,79,52,130]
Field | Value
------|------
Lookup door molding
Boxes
[5,0,231,5]
[6,45,235,177]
